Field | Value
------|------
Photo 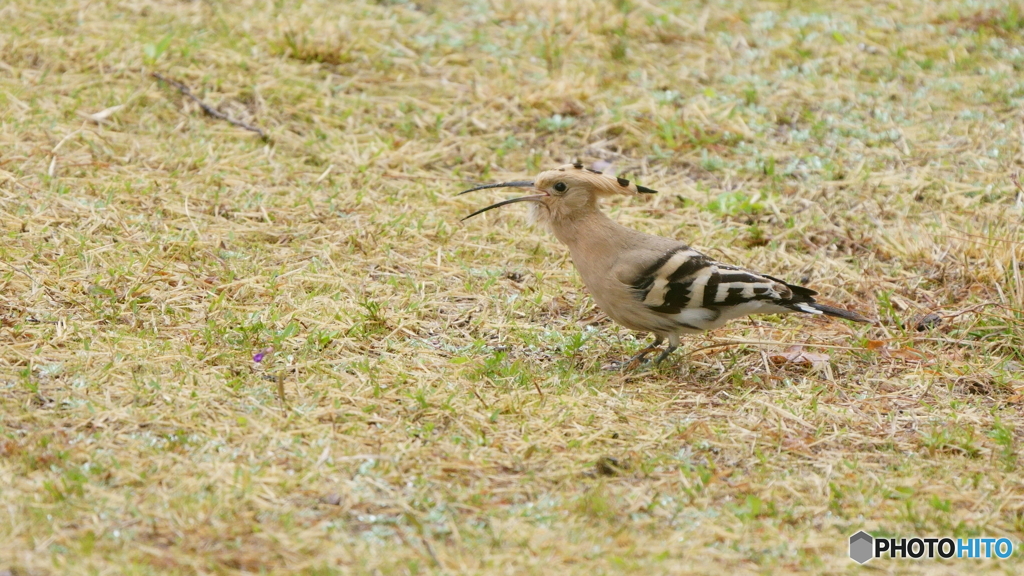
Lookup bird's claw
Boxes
[615,345,661,371]
[622,358,650,371]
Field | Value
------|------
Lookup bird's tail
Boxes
[771,276,872,323]
[766,276,872,324]
[806,302,873,324]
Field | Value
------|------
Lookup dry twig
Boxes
[151,72,269,140]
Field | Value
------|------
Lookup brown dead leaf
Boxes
[769,345,830,368]
[864,340,929,362]
[577,307,608,326]
[888,346,928,361]
[560,98,586,116]
[866,339,892,357]
[547,295,570,317]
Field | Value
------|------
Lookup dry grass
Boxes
[2,0,1024,574]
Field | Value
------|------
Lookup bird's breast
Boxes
[567,245,682,334]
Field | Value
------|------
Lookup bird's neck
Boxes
[549,205,634,266]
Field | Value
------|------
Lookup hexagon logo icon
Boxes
[849,531,874,564]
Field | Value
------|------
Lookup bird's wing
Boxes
[620,246,868,330]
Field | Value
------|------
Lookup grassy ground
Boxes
[2,0,1024,573]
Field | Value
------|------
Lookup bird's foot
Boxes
[620,345,662,371]
[653,345,679,365]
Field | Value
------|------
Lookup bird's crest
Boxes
[539,163,659,197]
[457,162,657,221]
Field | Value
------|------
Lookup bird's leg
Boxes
[623,335,664,371]
[653,345,678,365]
[653,334,681,366]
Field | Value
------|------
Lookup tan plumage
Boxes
[460,163,871,367]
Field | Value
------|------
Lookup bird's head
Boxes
[458,163,657,226]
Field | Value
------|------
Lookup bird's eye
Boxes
[553,182,567,193]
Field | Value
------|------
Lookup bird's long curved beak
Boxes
[461,194,547,221]
[459,180,545,221]
[457,180,534,196]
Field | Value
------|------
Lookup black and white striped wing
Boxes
[629,246,823,331]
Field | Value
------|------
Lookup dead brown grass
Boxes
[2,0,1024,574]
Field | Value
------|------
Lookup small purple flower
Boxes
[253,347,273,363]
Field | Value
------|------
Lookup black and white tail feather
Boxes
[629,245,870,334]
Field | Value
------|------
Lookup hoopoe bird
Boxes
[459,163,871,368]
